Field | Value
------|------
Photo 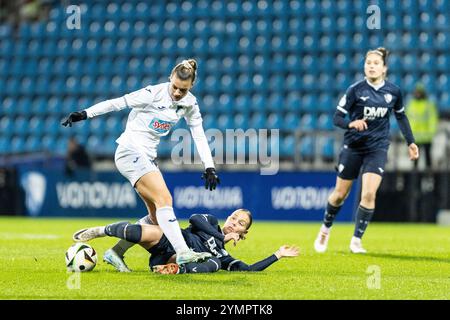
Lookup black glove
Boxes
[201,167,220,191]
[61,111,87,127]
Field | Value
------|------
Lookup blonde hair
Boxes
[170,59,198,84]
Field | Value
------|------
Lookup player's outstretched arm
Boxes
[223,245,300,272]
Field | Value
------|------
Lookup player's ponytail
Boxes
[170,58,198,84]
[376,47,389,65]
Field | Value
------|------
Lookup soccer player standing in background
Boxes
[62,59,220,270]
[314,48,419,253]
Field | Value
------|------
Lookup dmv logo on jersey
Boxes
[149,118,175,133]
[363,106,388,120]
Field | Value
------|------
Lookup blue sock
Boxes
[323,202,342,228]
[179,257,221,274]
[353,206,375,238]
[105,221,142,243]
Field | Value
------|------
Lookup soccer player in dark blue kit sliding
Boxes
[73,209,299,274]
[314,47,419,254]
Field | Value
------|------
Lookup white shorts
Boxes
[115,144,159,187]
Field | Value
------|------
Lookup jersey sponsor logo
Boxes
[132,156,140,163]
[363,106,388,120]
[360,96,370,101]
[168,218,177,222]
[56,182,137,209]
[149,118,175,133]
[271,186,334,210]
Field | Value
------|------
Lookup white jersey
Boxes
[84,82,214,168]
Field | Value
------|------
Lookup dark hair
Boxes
[365,47,389,65]
[170,59,197,84]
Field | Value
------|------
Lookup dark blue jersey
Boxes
[334,79,415,152]
[184,214,278,271]
[148,214,278,271]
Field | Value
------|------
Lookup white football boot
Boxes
[176,249,212,265]
[103,249,131,272]
[73,226,106,242]
[314,225,331,253]
[349,236,367,254]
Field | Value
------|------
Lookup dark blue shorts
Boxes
[336,147,388,180]
[146,230,200,268]
[147,234,175,268]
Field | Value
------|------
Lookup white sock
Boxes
[156,206,189,254]
[320,224,331,234]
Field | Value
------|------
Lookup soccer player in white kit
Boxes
[62,59,219,271]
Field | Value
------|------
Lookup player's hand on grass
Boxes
[275,245,300,259]
[61,110,87,127]
[201,167,220,191]
[348,119,368,131]
[408,143,419,161]
[224,232,240,246]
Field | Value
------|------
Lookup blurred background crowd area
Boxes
[0,0,449,171]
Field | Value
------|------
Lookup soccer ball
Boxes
[65,242,97,272]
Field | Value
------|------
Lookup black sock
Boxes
[323,202,342,228]
[179,257,221,274]
[105,221,142,243]
[353,205,375,238]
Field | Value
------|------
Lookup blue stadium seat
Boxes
[0,117,13,133]
[317,113,334,131]
[249,113,266,130]
[24,135,41,153]
[435,31,449,50]
[285,73,301,92]
[216,114,233,131]
[283,113,300,130]
[217,94,234,113]
[11,136,26,153]
[299,114,317,131]
[280,134,296,157]
[234,113,249,129]
[250,94,266,112]
[285,93,301,112]
[318,95,334,112]
[266,113,282,129]
[269,75,285,94]
[0,137,9,154]
[300,95,318,113]
[13,116,28,136]
[28,116,44,136]
[235,95,251,111]
[319,137,335,161]
[267,93,284,112]
[299,136,314,159]
[44,116,60,135]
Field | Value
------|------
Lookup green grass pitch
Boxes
[0,217,448,300]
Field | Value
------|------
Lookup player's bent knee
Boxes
[153,194,173,208]
[331,190,349,204]
[361,191,376,204]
